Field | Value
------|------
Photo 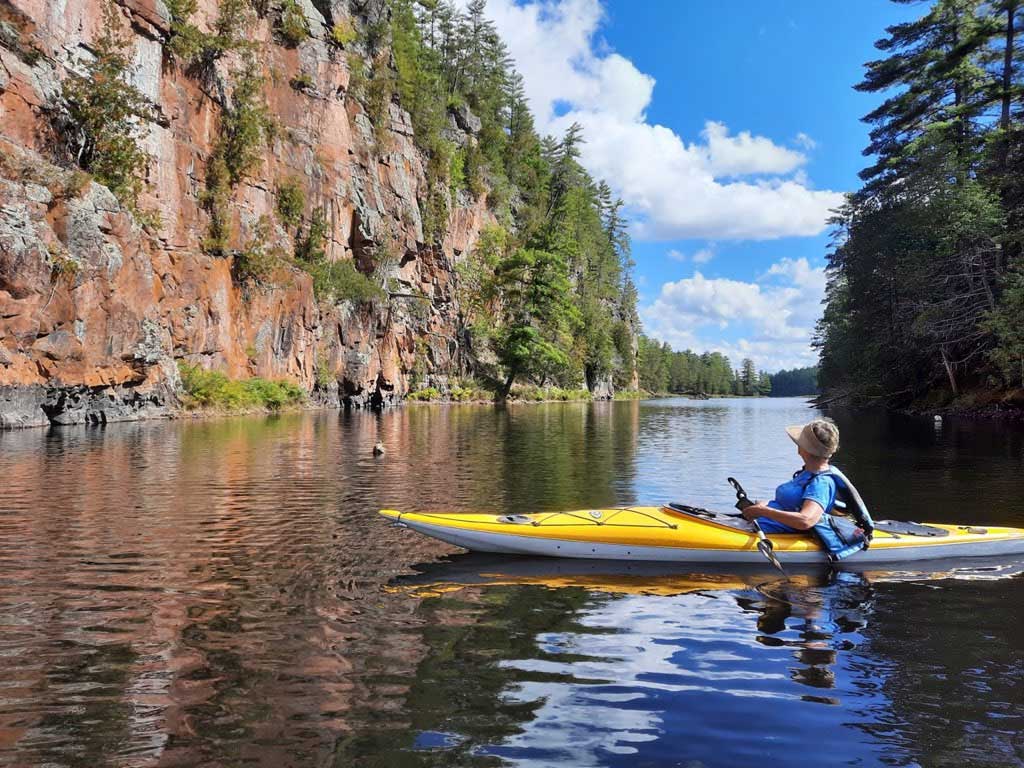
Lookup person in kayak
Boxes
[739,419,842,533]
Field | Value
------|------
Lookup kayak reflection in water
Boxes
[739,419,857,536]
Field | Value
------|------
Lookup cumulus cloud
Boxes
[640,258,826,371]
[480,0,842,241]
[701,121,806,177]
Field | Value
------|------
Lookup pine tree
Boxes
[818,0,1021,403]
[62,1,154,208]
[491,248,579,397]
[740,358,758,395]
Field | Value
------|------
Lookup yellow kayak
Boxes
[379,506,1024,564]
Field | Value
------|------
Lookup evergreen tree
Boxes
[490,248,578,397]
[62,1,154,208]
[817,0,1024,404]
[740,358,758,395]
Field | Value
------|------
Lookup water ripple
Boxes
[0,402,1022,767]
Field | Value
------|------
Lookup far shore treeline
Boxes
[817,0,1024,408]
[636,336,819,397]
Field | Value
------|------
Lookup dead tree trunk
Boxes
[940,345,959,395]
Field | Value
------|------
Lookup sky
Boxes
[476,0,920,373]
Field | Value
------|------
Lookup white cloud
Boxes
[764,256,826,292]
[701,121,806,177]
[480,0,844,241]
[692,247,715,264]
[640,258,826,371]
[794,132,817,151]
[668,246,715,264]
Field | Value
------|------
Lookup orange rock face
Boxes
[0,0,492,427]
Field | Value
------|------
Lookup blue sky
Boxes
[480,0,919,372]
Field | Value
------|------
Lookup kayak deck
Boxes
[379,506,1024,564]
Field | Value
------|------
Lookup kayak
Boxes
[378,506,1024,564]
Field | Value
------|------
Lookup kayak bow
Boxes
[379,506,1024,564]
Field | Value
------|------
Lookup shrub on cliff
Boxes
[294,209,384,304]
[295,207,329,263]
[219,61,276,184]
[305,260,384,305]
[276,178,306,228]
[277,0,310,47]
[202,59,275,254]
[165,0,254,72]
[330,18,357,47]
[233,216,281,285]
[61,1,152,209]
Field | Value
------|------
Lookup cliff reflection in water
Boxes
[1,399,1023,768]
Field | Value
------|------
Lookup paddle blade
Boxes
[757,539,786,575]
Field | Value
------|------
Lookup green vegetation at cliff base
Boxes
[405,382,598,403]
[178,362,305,412]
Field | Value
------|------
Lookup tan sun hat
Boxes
[786,419,839,458]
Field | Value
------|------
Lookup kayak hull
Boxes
[380,507,1024,565]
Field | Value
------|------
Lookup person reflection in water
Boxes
[739,419,842,533]
[738,570,874,702]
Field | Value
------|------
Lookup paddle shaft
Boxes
[727,477,787,576]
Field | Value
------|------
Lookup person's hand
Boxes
[741,505,762,521]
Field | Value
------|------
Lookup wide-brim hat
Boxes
[786,422,835,458]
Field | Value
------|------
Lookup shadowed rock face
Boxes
[0,0,492,427]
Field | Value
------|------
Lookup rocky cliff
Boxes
[0,0,492,428]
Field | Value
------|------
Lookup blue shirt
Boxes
[759,470,837,533]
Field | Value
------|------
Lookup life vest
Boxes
[797,466,875,563]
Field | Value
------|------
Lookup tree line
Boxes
[636,337,819,397]
[817,0,1024,404]
[388,0,638,397]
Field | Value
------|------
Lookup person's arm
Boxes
[741,499,824,530]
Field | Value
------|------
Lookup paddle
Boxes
[727,477,787,576]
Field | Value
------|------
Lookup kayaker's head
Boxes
[786,419,839,465]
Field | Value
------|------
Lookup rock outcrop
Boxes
[0,0,493,427]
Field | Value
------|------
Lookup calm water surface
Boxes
[1,398,1022,767]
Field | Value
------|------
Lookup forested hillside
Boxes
[389,0,638,397]
[816,0,1024,409]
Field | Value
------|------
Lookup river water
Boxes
[1,398,1022,767]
